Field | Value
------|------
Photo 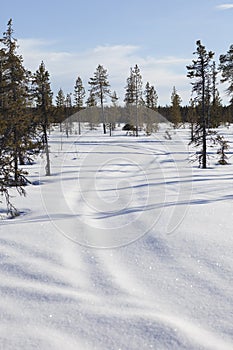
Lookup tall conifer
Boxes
[88,65,111,134]
[170,86,182,128]
[187,40,214,168]
[32,61,53,175]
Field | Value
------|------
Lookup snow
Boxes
[0,123,233,349]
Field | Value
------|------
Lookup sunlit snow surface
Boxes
[0,124,233,349]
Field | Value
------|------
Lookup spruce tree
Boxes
[187,99,198,142]
[32,61,53,176]
[65,93,72,137]
[74,76,85,109]
[107,91,119,136]
[55,88,65,131]
[216,135,229,165]
[170,86,182,128]
[88,65,111,134]
[0,19,41,183]
[74,76,85,135]
[219,44,233,104]
[124,67,136,105]
[144,82,158,110]
[86,91,97,130]
[209,61,222,128]
[124,64,143,136]
[0,19,41,215]
[187,40,214,168]
[144,82,158,134]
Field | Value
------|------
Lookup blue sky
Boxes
[1,0,233,105]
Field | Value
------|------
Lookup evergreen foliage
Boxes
[1,18,233,215]
[106,91,119,136]
[74,76,85,110]
[64,93,73,137]
[73,77,85,135]
[219,44,233,104]
[55,88,65,130]
[187,40,215,168]
[170,86,182,127]
[144,82,158,110]
[143,82,159,135]
[124,64,143,136]
[216,135,229,165]
[0,19,44,215]
[88,65,111,134]
[32,61,53,176]
[187,99,198,142]
[0,19,41,183]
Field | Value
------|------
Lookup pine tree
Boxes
[74,76,85,109]
[124,64,143,136]
[0,136,24,216]
[86,90,97,108]
[124,65,143,106]
[219,44,233,104]
[56,88,65,108]
[216,135,229,165]
[65,93,72,108]
[124,67,136,106]
[0,19,40,183]
[0,19,41,215]
[187,99,198,142]
[144,82,158,110]
[0,48,7,110]
[0,120,23,216]
[65,93,72,137]
[106,91,119,136]
[88,65,111,134]
[74,76,85,135]
[55,88,65,131]
[170,86,182,128]
[86,90,98,130]
[187,40,214,168]
[32,61,53,176]
[144,82,158,134]
[209,61,222,128]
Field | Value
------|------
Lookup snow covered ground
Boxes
[0,123,233,349]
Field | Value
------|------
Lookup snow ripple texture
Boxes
[0,124,233,349]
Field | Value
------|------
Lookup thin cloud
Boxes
[18,39,191,105]
[216,3,233,10]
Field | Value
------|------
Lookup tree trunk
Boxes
[100,90,106,134]
[201,58,207,169]
[190,122,194,142]
[13,127,19,184]
[103,123,106,134]
[109,123,112,136]
[14,152,18,184]
[43,124,51,176]
[202,118,207,169]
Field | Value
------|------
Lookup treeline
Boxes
[1,19,233,215]
[1,19,233,132]
[159,104,233,125]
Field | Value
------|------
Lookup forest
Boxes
[1,19,233,215]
